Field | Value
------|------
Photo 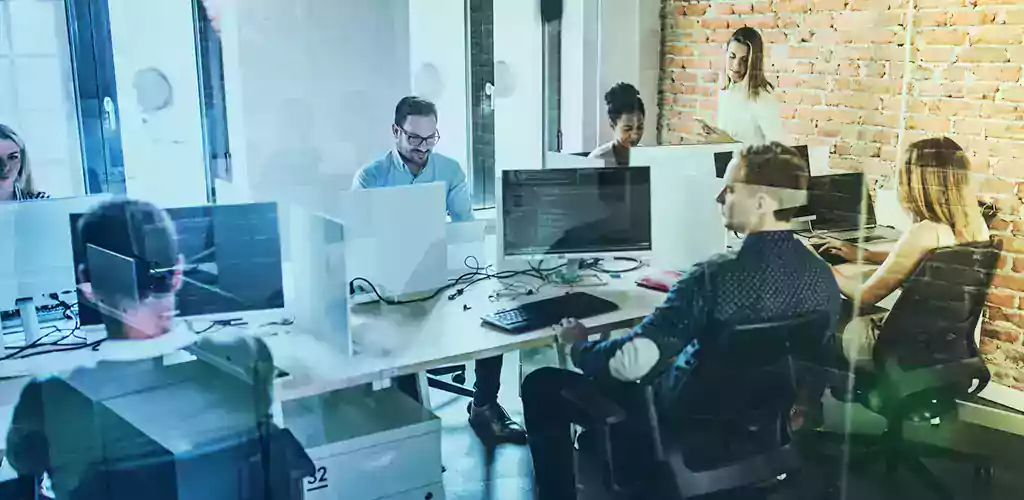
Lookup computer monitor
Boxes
[500,167,652,260]
[805,172,874,231]
[72,202,285,327]
[0,195,112,309]
[713,145,810,179]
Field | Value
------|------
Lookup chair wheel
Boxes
[973,465,994,488]
[452,373,466,385]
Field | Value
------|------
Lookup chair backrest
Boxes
[679,312,834,418]
[650,313,832,496]
[654,313,830,469]
[70,426,313,500]
[875,239,1002,369]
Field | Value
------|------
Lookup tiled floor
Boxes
[430,352,534,500]
[428,352,1024,500]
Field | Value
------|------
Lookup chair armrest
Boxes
[561,384,638,495]
[270,428,315,480]
[0,475,39,499]
[560,384,628,426]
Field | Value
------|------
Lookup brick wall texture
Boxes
[659,0,1024,390]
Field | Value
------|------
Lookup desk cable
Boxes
[351,255,651,307]
[584,257,645,274]
[351,256,569,306]
[1,299,98,361]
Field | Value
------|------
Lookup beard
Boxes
[399,149,429,168]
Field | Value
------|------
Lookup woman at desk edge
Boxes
[820,137,990,366]
[0,124,48,202]
[698,27,785,146]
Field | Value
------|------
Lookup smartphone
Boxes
[694,117,717,134]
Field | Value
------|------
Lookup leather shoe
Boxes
[467,401,528,445]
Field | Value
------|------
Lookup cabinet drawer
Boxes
[303,431,442,500]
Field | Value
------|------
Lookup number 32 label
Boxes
[306,466,328,492]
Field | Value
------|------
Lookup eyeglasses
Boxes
[398,127,440,147]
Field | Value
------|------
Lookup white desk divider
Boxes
[333,183,448,301]
[874,186,913,232]
[807,145,830,176]
[543,151,604,169]
[631,145,738,271]
[284,204,351,356]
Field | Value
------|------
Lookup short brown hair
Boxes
[737,142,810,221]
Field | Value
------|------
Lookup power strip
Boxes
[1,304,71,330]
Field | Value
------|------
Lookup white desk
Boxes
[0,264,664,401]
[267,267,665,402]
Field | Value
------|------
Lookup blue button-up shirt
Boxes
[351,150,474,222]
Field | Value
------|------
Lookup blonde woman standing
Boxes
[698,27,785,146]
[0,124,48,201]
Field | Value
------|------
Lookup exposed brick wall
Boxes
[660,0,1024,387]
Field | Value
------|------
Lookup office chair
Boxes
[426,365,473,398]
[565,313,832,499]
[812,239,1003,499]
[69,426,314,500]
[0,474,40,500]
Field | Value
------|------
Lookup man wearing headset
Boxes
[5,199,191,498]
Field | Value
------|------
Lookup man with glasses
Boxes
[353,96,472,221]
[353,97,526,444]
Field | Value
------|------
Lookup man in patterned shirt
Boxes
[522,142,841,500]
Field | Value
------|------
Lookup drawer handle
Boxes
[366,451,397,469]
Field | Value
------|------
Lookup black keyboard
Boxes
[481,292,620,334]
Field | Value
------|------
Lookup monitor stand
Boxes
[550,259,583,285]
[16,297,43,345]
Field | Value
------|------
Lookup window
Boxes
[467,0,495,209]
[193,0,231,203]
[1,0,92,196]
[543,15,561,153]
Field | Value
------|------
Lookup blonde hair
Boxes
[721,27,773,101]
[898,137,985,242]
[0,124,37,196]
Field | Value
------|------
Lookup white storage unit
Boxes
[283,387,444,500]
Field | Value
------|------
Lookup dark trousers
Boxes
[522,367,651,500]
[524,368,771,500]
[396,354,503,405]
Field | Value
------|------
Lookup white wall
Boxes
[561,0,661,152]
[0,0,84,197]
[559,0,601,155]
[107,0,208,207]
[410,0,470,171]
[493,0,544,173]
[217,0,413,210]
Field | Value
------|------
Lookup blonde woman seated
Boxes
[0,124,48,201]
[818,137,990,367]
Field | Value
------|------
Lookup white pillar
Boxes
[107,0,208,206]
